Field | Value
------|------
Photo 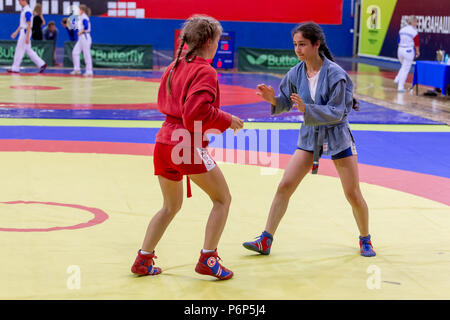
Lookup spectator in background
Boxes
[44,21,58,42]
[394,15,420,93]
[71,5,93,76]
[61,17,78,42]
[9,0,46,73]
[31,3,45,40]
[43,21,58,65]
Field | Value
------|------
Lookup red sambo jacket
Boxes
[155,55,232,148]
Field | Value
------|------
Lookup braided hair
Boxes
[291,22,359,111]
[166,15,223,94]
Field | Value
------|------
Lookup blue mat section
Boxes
[347,101,443,124]
[0,126,159,144]
[0,126,448,178]
[221,100,444,125]
[0,109,166,121]
[208,129,450,178]
[0,101,441,124]
[352,131,450,178]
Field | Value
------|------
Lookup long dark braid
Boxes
[319,43,334,62]
[292,22,359,111]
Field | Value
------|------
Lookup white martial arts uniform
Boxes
[395,25,419,91]
[72,13,93,75]
[11,4,46,72]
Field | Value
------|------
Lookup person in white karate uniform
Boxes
[71,5,93,76]
[9,0,46,74]
[394,16,420,92]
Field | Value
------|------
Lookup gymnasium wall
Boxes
[0,0,355,57]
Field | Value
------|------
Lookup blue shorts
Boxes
[298,143,357,160]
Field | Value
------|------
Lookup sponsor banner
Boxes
[0,40,55,66]
[64,42,153,69]
[359,0,450,60]
[173,31,235,69]
[238,47,298,74]
[358,0,398,57]
[212,31,235,69]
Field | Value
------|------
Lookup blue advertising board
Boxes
[212,31,235,69]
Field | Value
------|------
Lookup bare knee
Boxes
[276,179,297,198]
[344,188,365,207]
[212,191,232,209]
[162,201,183,217]
[222,191,232,208]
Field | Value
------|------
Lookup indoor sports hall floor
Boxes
[0,61,449,300]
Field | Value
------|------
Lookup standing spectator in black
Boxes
[32,3,45,40]
[43,21,58,65]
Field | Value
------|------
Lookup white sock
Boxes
[202,249,215,253]
[140,250,153,255]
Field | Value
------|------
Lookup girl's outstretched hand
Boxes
[290,93,306,113]
[256,84,276,105]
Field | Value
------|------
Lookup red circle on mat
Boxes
[10,85,61,90]
[0,201,109,232]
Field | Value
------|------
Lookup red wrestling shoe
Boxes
[195,250,233,280]
[131,250,162,276]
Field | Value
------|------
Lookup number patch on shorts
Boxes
[196,148,216,171]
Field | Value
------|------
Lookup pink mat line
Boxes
[0,139,448,206]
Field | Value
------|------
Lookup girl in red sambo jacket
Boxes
[131,15,244,280]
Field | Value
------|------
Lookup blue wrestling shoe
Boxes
[359,235,376,257]
[243,231,273,255]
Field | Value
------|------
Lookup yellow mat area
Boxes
[1,75,158,105]
[0,152,449,299]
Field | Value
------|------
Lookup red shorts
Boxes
[153,142,216,181]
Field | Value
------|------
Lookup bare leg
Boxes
[333,155,369,237]
[141,176,183,252]
[189,166,232,250]
[264,149,313,235]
